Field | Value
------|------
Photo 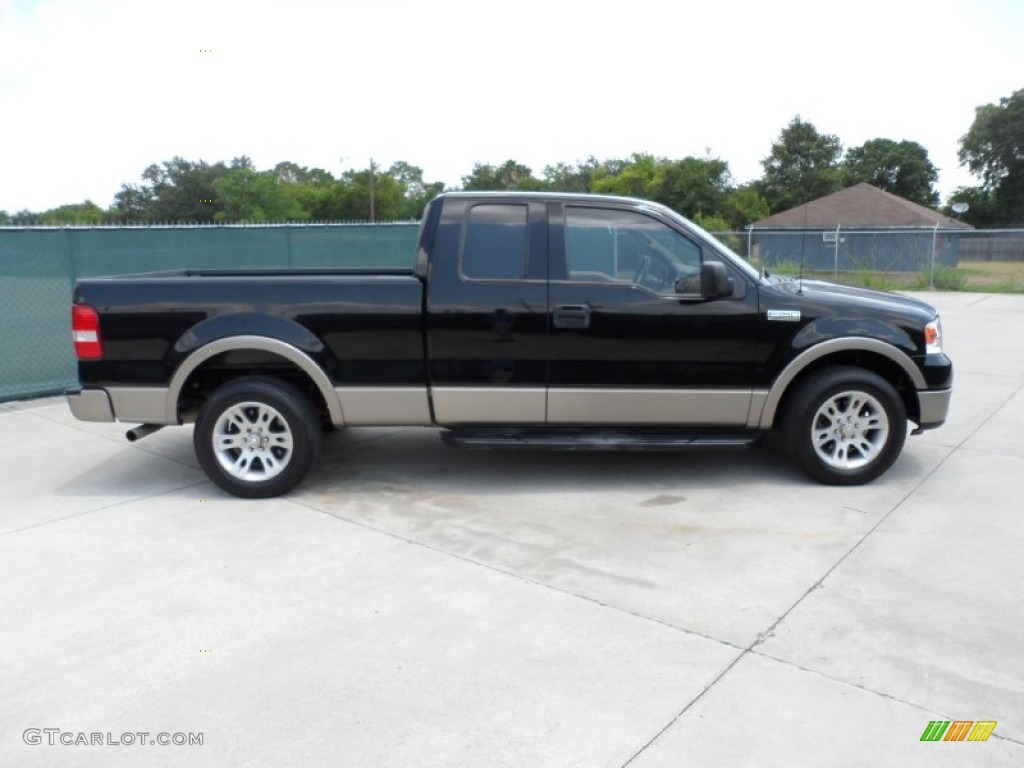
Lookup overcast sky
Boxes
[1,0,1022,213]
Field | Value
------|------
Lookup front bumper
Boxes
[65,388,114,422]
[917,388,952,431]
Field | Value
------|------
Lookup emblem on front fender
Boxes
[767,310,802,322]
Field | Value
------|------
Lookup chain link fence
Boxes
[3,222,1023,403]
[0,222,419,402]
[711,228,1024,286]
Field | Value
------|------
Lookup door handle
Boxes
[553,304,591,329]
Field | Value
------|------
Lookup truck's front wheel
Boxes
[194,377,321,498]
[782,366,907,485]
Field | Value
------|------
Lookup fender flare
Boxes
[165,335,345,426]
[756,337,925,428]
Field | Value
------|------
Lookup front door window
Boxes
[565,207,702,295]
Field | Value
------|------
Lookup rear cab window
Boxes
[460,204,529,281]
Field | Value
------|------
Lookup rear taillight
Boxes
[72,304,103,360]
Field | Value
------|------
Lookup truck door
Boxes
[546,202,759,425]
[425,197,549,424]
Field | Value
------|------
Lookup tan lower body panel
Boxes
[66,389,115,422]
[547,388,754,426]
[431,387,546,425]
[334,387,432,426]
[107,387,172,424]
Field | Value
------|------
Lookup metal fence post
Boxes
[65,227,77,286]
[930,222,939,288]
[834,224,841,278]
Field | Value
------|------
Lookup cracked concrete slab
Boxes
[296,429,954,648]
[757,448,1024,742]
[1,489,736,768]
[627,653,1024,768]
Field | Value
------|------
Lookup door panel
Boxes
[547,204,759,425]
[425,199,549,424]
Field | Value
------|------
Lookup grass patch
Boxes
[752,259,1024,293]
[956,261,1023,292]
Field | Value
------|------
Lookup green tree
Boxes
[386,161,445,218]
[110,157,230,222]
[652,156,731,219]
[959,88,1024,225]
[39,200,106,225]
[145,157,231,222]
[945,186,1003,228]
[590,153,663,198]
[213,157,309,222]
[542,157,603,192]
[844,138,939,206]
[461,160,543,191]
[329,162,404,221]
[760,116,844,212]
[279,164,341,221]
[109,183,154,222]
[723,184,769,229]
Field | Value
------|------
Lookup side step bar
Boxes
[441,427,760,452]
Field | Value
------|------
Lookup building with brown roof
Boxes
[747,183,971,272]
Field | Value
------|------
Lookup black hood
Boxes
[767,276,938,324]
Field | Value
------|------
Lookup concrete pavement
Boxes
[1,292,1022,766]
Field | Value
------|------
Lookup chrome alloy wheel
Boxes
[212,401,294,481]
[810,390,890,470]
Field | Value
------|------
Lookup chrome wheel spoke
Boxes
[226,405,253,428]
[217,434,246,450]
[259,451,280,475]
[832,442,846,466]
[231,453,252,478]
[857,439,876,458]
[212,400,294,482]
[811,390,889,471]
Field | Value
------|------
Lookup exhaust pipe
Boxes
[126,423,165,442]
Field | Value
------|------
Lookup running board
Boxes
[440,427,760,452]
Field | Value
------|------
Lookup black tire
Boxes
[781,366,907,485]
[194,377,321,498]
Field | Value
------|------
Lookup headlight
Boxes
[925,318,942,354]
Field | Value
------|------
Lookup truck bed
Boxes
[73,270,426,389]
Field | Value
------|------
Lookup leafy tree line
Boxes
[949,87,1024,227]
[2,89,1020,228]
[0,157,446,227]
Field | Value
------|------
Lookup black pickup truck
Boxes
[67,192,952,497]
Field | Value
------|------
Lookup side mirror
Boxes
[700,261,733,299]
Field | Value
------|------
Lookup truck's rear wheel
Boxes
[782,366,906,485]
[194,377,321,498]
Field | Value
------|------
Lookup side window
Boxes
[461,204,528,280]
[565,207,702,293]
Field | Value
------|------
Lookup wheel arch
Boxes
[759,338,925,429]
[166,335,345,426]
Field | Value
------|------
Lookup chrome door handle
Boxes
[553,304,591,329]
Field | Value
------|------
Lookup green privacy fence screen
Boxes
[0,223,420,402]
